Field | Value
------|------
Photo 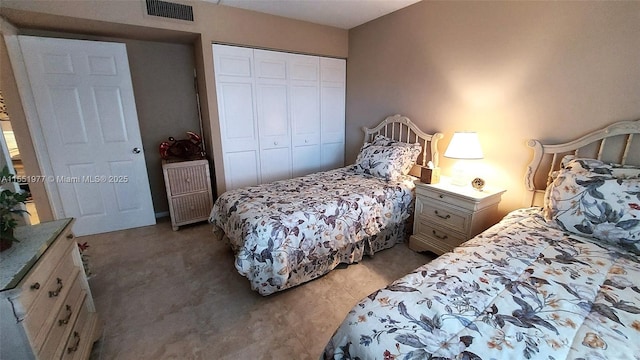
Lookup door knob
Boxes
[132,147,141,154]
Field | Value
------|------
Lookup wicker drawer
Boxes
[25,253,79,351]
[17,226,74,314]
[165,161,210,196]
[38,272,86,359]
[171,192,213,224]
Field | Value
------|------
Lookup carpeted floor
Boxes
[84,218,435,359]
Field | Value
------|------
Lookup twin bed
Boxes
[209,114,443,295]
[209,116,640,359]
[323,119,640,359]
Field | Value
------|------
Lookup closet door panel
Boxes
[224,151,260,190]
[320,58,346,170]
[321,86,345,144]
[261,147,291,183]
[292,144,321,178]
[214,44,260,191]
[256,84,289,145]
[321,142,344,171]
[255,49,287,80]
[291,85,320,144]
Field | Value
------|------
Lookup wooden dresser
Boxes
[410,179,505,255]
[162,159,214,230]
[0,218,101,360]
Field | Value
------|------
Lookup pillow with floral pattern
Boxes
[543,156,640,220]
[353,143,421,180]
[372,134,421,149]
[545,167,640,255]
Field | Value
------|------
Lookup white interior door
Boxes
[18,35,155,236]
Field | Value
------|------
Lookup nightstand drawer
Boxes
[171,192,213,223]
[415,220,466,246]
[416,198,470,232]
[415,186,475,210]
[165,162,209,195]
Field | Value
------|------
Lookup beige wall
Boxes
[0,0,348,217]
[346,1,640,215]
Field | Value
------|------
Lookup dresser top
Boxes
[0,219,73,291]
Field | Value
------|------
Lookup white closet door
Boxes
[255,49,291,183]
[289,53,321,178]
[213,44,260,190]
[320,57,346,171]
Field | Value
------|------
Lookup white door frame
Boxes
[3,33,65,219]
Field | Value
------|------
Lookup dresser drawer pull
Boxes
[30,282,40,290]
[439,194,445,199]
[67,233,74,239]
[67,331,81,354]
[185,177,191,183]
[434,210,451,220]
[58,304,73,326]
[49,278,63,297]
[432,230,448,240]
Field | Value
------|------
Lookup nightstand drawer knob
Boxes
[434,210,451,220]
[439,194,445,199]
[432,230,448,240]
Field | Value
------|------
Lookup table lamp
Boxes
[444,131,484,188]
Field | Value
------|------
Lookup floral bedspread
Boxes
[323,208,640,360]
[209,166,416,296]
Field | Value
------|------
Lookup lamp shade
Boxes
[444,132,484,159]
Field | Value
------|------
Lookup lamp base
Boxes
[449,165,468,186]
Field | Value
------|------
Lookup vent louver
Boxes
[146,0,194,21]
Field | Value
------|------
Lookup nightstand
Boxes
[409,178,505,255]
[162,159,214,231]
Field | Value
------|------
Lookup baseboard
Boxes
[155,211,170,219]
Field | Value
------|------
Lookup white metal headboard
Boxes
[525,118,640,206]
[362,114,444,169]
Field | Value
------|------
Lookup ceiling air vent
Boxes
[146,0,194,21]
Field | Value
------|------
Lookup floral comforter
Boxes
[324,208,640,360]
[209,166,416,296]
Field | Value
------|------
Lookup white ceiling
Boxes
[209,0,421,29]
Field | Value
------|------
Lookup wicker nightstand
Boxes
[409,178,505,255]
[162,159,213,231]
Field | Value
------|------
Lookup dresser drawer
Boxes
[165,162,210,195]
[416,197,470,233]
[171,192,213,224]
[61,298,93,360]
[17,226,75,313]
[25,252,80,351]
[38,272,86,359]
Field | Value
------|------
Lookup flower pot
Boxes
[1,227,15,252]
